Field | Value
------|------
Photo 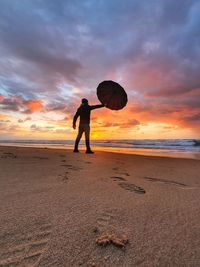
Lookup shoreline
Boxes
[1,144,200,160]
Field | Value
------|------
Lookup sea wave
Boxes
[97,139,200,152]
[0,139,200,152]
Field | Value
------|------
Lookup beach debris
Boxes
[96,233,128,248]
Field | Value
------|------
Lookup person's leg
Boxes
[85,125,94,153]
[74,126,84,152]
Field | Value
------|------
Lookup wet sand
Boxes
[0,146,200,266]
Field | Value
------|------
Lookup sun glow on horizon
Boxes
[0,103,199,140]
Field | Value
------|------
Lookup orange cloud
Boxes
[25,100,43,113]
[0,114,10,122]
[0,95,44,114]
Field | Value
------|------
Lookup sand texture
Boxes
[0,146,200,267]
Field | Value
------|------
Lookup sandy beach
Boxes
[0,146,200,267]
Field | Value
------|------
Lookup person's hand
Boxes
[73,124,76,129]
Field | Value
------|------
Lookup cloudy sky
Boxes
[0,0,200,140]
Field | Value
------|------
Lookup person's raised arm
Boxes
[73,108,80,129]
[90,104,105,110]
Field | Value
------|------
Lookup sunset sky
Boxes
[0,0,200,140]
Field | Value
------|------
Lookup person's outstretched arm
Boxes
[73,108,80,129]
[90,104,105,110]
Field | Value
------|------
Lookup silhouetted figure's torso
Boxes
[73,104,104,126]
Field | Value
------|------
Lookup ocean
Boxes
[0,139,200,160]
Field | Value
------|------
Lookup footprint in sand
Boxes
[143,176,188,188]
[118,182,146,194]
[110,176,126,182]
[110,175,145,195]
[96,209,117,234]
[0,222,52,267]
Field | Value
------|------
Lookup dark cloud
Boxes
[0,0,82,96]
[45,103,66,113]
[183,113,200,123]
[0,96,22,111]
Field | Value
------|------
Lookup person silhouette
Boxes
[73,98,105,154]
[73,98,104,153]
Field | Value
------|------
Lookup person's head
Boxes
[82,98,88,105]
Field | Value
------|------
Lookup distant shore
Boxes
[1,146,200,266]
